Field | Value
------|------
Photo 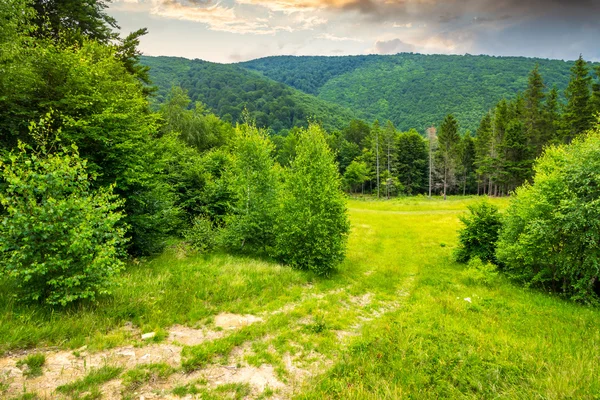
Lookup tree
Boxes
[474,113,493,195]
[397,129,428,195]
[496,120,600,303]
[561,55,593,143]
[436,114,460,200]
[370,120,382,198]
[458,134,476,195]
[500,119,533,192]
[32,0,118,44]
[343,160,370,194]
[224,121,279,253]
[160,86,234,152]
[275,124,350,275]
[382,121,397,198]
[542,86,561,145]
[592,66,600,116]
[427,127,437,197]
[0,140,127,306]
[524,64,546,155]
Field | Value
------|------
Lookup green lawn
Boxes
[1,196,599,399]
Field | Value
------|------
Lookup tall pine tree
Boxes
[524,64,546,155]
[437,114,460,200]
[562,55,593,142]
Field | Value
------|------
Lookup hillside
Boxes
[242,54,582,132]
[141,56,357,132]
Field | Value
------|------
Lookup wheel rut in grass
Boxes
[0,278,415,399]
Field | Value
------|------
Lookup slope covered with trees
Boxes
[242,54,592,132]
[141,56,356,132]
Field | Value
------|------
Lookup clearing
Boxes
[1,197,599,399]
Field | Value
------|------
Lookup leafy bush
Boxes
[496,122,600,303]
[455,200,502,263]
[184,216,216,253]
[0,143,127,306]
[222,122,279,253]
[462,257,498,286]
[275,124,350,275]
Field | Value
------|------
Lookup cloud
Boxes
[317,33,364,42]
[373,38,415,54]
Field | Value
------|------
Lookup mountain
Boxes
[241,54,582,132]
[141,56,356,132]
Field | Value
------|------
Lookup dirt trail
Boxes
[0,280,415,399]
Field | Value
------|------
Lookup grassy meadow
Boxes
[1,196,599,399]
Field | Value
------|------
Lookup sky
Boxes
[108,0,600,64]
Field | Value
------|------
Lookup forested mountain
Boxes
[242,54,589,132]
[141,56,356,132]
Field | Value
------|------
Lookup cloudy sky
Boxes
[108,0,600,63]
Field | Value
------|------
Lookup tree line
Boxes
[296,57,599,198]
[0,0,349,306]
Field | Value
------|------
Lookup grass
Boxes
[121,363,175,393]
[15,354,45,378]
[56,365,122,398]
[1,196,600,399]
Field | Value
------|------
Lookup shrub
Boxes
[455,200,502,264]
[462,257,498,286]
[274,124,350,275]
[0,143,127,306]
[496,122,600,303]
[184,216,216,253]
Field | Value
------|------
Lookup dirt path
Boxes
[0,280,415,400]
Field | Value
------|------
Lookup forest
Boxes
[1,0,600,398]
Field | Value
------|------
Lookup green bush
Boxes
[0,143,127,306]
[274,124,350,275]
[496,122,600,303]
[455,200,502,264]
[462,257,498,286]
[184,216,216,253]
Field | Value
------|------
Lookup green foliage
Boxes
[16,353,46,378]
[437,114,460,198]
[275,124,350,275]
[0,142,127,306]
[222,122,279,253]
[142,56,355,132]
[497,122,600,303]
[561,55,594,142]
[343,160,370,193]
[396,129,428,195]
[32,0,118,45]
[455,200,502,264]
[56,366,123,397]
[184,216,216,253]
[462,257,499,286]
[159,86,234,152]
[242,54,584,132]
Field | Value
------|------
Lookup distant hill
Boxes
[242,54,584,132]
[141,56,356,132]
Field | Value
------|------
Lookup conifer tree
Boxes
[542,86,561,145]
[592,66,600,116]
[437,114,460,200]
[474,113,493,195]
[562,55,593,143]
[524,64,546,155]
